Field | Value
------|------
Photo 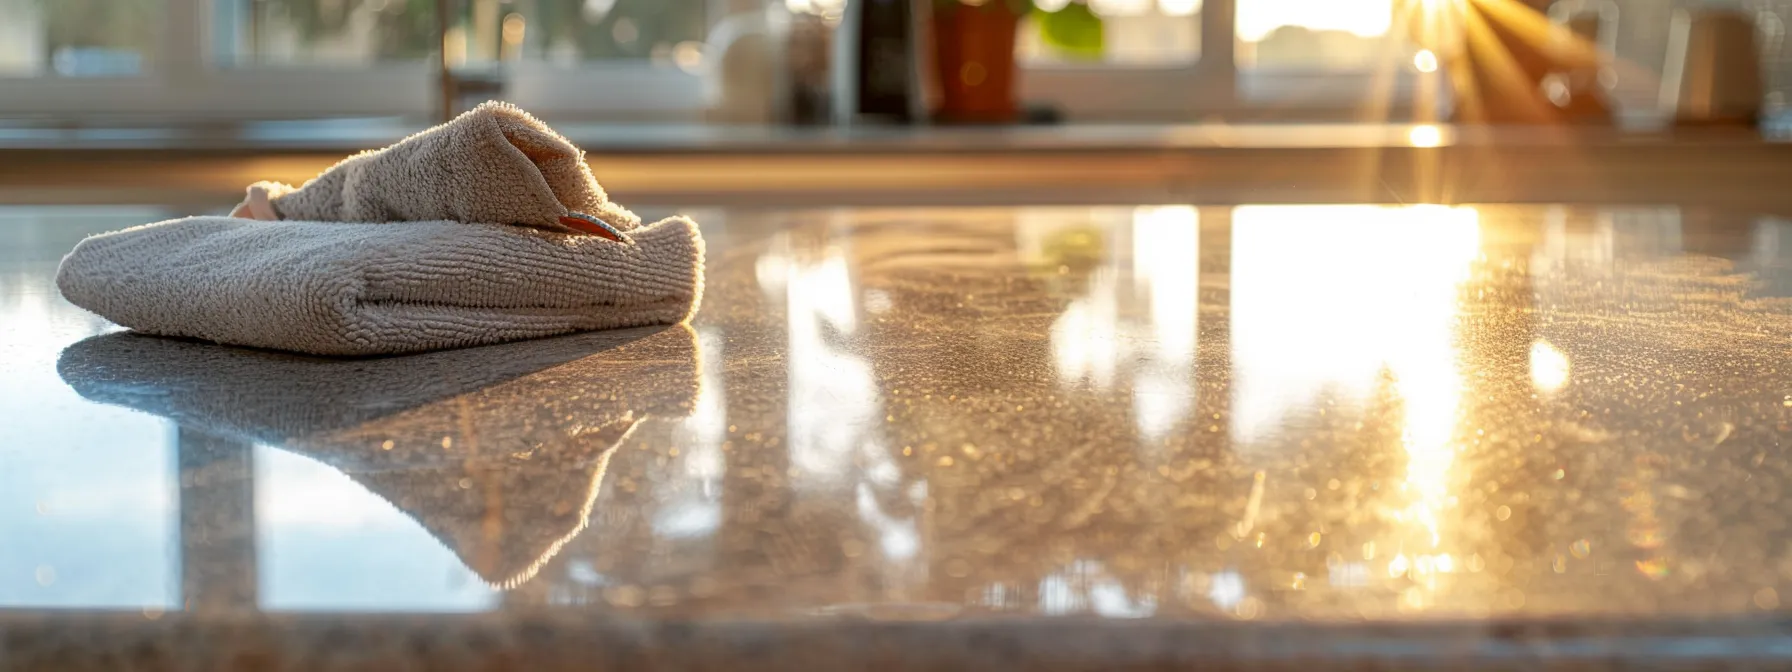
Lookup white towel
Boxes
[56,214,704,356]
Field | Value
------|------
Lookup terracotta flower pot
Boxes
[931,2,1022,124]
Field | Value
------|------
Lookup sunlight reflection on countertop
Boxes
[4,202,1792,667]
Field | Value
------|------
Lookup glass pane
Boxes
[1600,0,1675,112]
[219,0,707,67]
[1234,0,1791,115]
[0,0,158,76]
[220,0,441,66]
[1237,0,1408,70]
[1018,0,1202,65]
[513,0,708,66]
[1759,2,1792,113]
[1602,1,1792,115]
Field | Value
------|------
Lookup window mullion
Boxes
[163,0,207,91]
[1202,0,1238,110]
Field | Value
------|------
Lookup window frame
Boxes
[0,0,709,121]
[0,0,1430,123]
[1022,0,1434,121]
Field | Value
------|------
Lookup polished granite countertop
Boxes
[4,203,1792,669]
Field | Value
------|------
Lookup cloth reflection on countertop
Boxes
[57,325,700,588]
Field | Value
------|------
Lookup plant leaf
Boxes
[1035,2,1104,61]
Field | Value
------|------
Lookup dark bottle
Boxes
[836,0,923,124]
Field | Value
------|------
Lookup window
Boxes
[1603,0,1792,116]
[11,0,1754,123]
[1239,0,1398,70]
[1019,0,1202,65]
[1757,1,1792,112]
[1234,0,1438,118]
[0,0,711,121]
[0,0,160,76]
[509,0,709,65]
[217,0,437,66]
[1015,0,1440,119]
[213,0,708,68]
[1018,0,1222,120]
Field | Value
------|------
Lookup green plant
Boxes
[1035,2,1104,60]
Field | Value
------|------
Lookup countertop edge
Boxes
[6,613,1792,670]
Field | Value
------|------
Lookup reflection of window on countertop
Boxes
[0,206,186,612]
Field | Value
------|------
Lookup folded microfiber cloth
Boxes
[57,102,704,356]
[58,215,702,356]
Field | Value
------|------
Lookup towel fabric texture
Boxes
[57,102,704,356]
[236,101,642,234]
[59,215,702,356]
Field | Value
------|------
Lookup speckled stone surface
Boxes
[3,203,1792,669]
